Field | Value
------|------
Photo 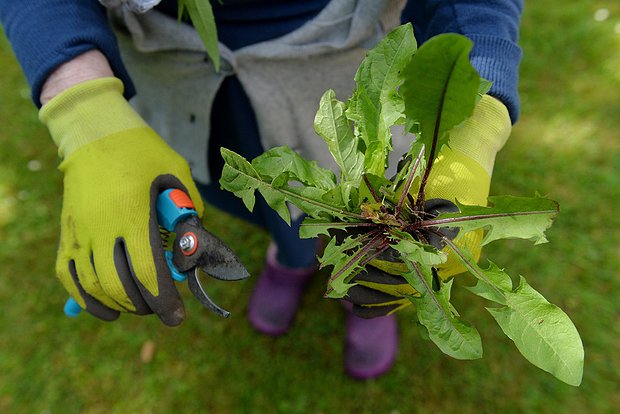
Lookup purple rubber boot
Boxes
[247,243,315,336]
[344,303,399,380]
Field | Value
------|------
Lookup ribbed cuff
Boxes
[39,77,147,158]
[468,34,522,124]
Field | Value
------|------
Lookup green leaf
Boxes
[397,260,483,360]
[220,148,363,224]
[252,146,337,190]
[477,78,493,103]
[281,185,358,221]
[423,195,559,246]
[392,142,426,213]
[401,33,480,165]
[391,142,425,192]
[403,268,482,359]
[489,277,584,387]
[299,219,372,239]
[358,173,393,205]
[390,236,447,267]
[218,148,263,213]
[465,260,513,305]
[180,0,220,71]
[218,25,581,386]
[314,90,364,184]
[321,233,372,298]
[445,240,584,386]
[346,23,416,176]
[354,23,417,106]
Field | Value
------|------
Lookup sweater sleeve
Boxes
[402,0,523,123]
[0,0,135,107]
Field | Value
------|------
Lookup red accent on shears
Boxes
[169,188,195,209]
[181,231,199,256]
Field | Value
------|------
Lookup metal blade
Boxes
[171,216,250,281]
[187,268,230,318]
[198,231,250,281]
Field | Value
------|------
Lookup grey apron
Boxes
[106,0,408,184]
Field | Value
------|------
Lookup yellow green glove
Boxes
[426,94,511,278]
[40,77,204,326]
[346,95,512,317]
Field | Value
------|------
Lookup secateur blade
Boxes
[187,267,231,318]
[170,215,250,317]
[197,230,251,282]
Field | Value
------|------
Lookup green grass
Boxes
[1,2,619,412]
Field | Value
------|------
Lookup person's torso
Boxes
[155,0,331,50]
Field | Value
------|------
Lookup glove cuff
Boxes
[447,95,512,176]
[39,77,147,159]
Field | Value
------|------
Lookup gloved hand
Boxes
[40,77,204,326]
[345,95,512,318]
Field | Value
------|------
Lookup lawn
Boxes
[1,2,619,413]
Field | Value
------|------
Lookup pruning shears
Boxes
[64,188,250,318]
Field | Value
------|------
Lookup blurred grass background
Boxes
[1,1,619,413]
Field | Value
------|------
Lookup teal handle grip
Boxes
[64,297,82,317]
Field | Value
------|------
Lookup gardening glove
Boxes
[345,95,512,318]
[40,77,204,326]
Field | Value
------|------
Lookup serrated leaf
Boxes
[321,234,371,298]
[358,173,393,205]
[180,0,220,71]
[401,33,480,165]
[488,277,584,386]
[445,241,584,386]
[299,219,372,239]
[314,90,364,185]
[219,148,262,213]
[392,142,425,192]
[397,260,483,360]
[252,146,337,190]
[424,195,559,246]
[391,236,447,267]
[219,148,363,224]
[282,185,358,221]
[346,23,416,176]
[392,142,426,214]
[218,25,581,386]
[347,85,385,175]
[465,260,513,305]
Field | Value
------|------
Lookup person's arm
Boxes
[1,2,205,325]
[0,0,135,107]
[40,49,114,104]
[402,0,523,123]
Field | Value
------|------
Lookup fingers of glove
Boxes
[351,299,411,319]
[71,252,133,312]
[354,266,407,286]
[145,174,207,325]
[426,147,491,206]
[353,266,419,297]
[368,247,409,276]
[56,256,120,321]
[346,284,402,306]
[112,238,153,315]
[352,303,399,319]
[117,233,185,327]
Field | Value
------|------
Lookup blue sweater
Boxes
[0,0,523,121]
